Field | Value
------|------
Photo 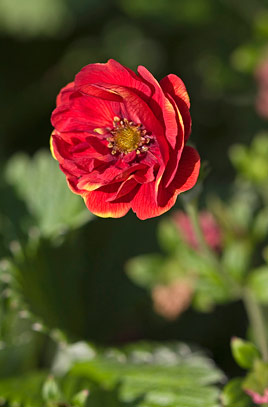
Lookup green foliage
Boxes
[4,150,91,238]
[71,342,224,407]
[243,360,268,396]
[0,342,224,407]
[222,241,251,282]
[157,218,182,254]
[247,266,268,304]
[231,337,260,369]
[0,372,90,407]
[126,254,165,289]
[221,378,252,407]
[42,376,61,404]
[229,133,268,184]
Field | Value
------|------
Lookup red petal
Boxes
[51,92,119,133]
[160,74,191,141]
[138,66,182,150]
[158,146,200,207]
[75,59,151,98]
[160,74,190,108]
[131,181,177,220]
[56,82,75,107]
[83,185,131,218]
[131,146,200,220]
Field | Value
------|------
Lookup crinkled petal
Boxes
[75,59,151,98]
[83,184,131,218]
[138,66,182,150]
[56,82,75,106]
[131,181,177,220]
[158,146,200,207]
[51,93,120,133]
[160,74,191,140]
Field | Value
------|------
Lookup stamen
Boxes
[95,117,152,156]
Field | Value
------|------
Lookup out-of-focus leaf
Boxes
[157,218,181,253]
[0,371,46,407]
[243,359,268,396]
[253,207,268,241]
[126,254,165,289]
[231,337,260,369]
[192,261,232,312]
[0,372,90,407]
[71,342,224,407]
[221,378,252,407]
[247,266,268,304]
[4,150,92,237]
[0,0,72,38]
[222,241,251,282]
[229,133,268,184]
[42,375,61,402]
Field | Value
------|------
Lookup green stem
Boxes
[184,200,211,257]
[184,200,239,294]
[242,288,268,362]
[184,199,268,365]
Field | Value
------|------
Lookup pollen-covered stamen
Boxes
[107,117,152,156]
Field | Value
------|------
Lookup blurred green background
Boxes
[1,0,268,395]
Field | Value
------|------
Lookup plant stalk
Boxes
[242,288,268,362]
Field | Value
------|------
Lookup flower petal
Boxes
[51,92,120,133]
[76,59,151,98]
[131,181,177,220]
[138,66,182,150]
[158,146,200,207]
[160,74,191,140]
[83,184,131,218]
[56,82,75,107]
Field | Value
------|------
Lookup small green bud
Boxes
[231,337,260,369]
[72,389,89,407]
[42,376,61,402]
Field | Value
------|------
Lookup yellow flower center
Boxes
[114,125,141,154]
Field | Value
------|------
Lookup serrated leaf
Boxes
[0,371,46,407]
[4,150,92,237]
[71,342,224,407]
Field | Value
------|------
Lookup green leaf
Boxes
[42,375,61,402]
[253,207,268,241]
[221,378,252,407]
[0,371,90,407]
[231,337,260,369]
[72,389,89,407]
[247,266,268,304]
[126,254,165,289]
[222,241,251,282]
[71,342,224,407]
[0,371,46,407]
[243,359,268,396]
[157,218,181,253]
[4,150,92,237]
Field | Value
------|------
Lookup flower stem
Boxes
[184,199,240,293]
[242,288,268,362]
[184,199,268,361]
[184,200,211,257]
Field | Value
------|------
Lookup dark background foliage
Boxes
[1,0,268,383]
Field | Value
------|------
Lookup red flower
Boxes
[50,59,200,219]
[173,210,222,251]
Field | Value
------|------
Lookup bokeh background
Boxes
[1,0,268,390]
